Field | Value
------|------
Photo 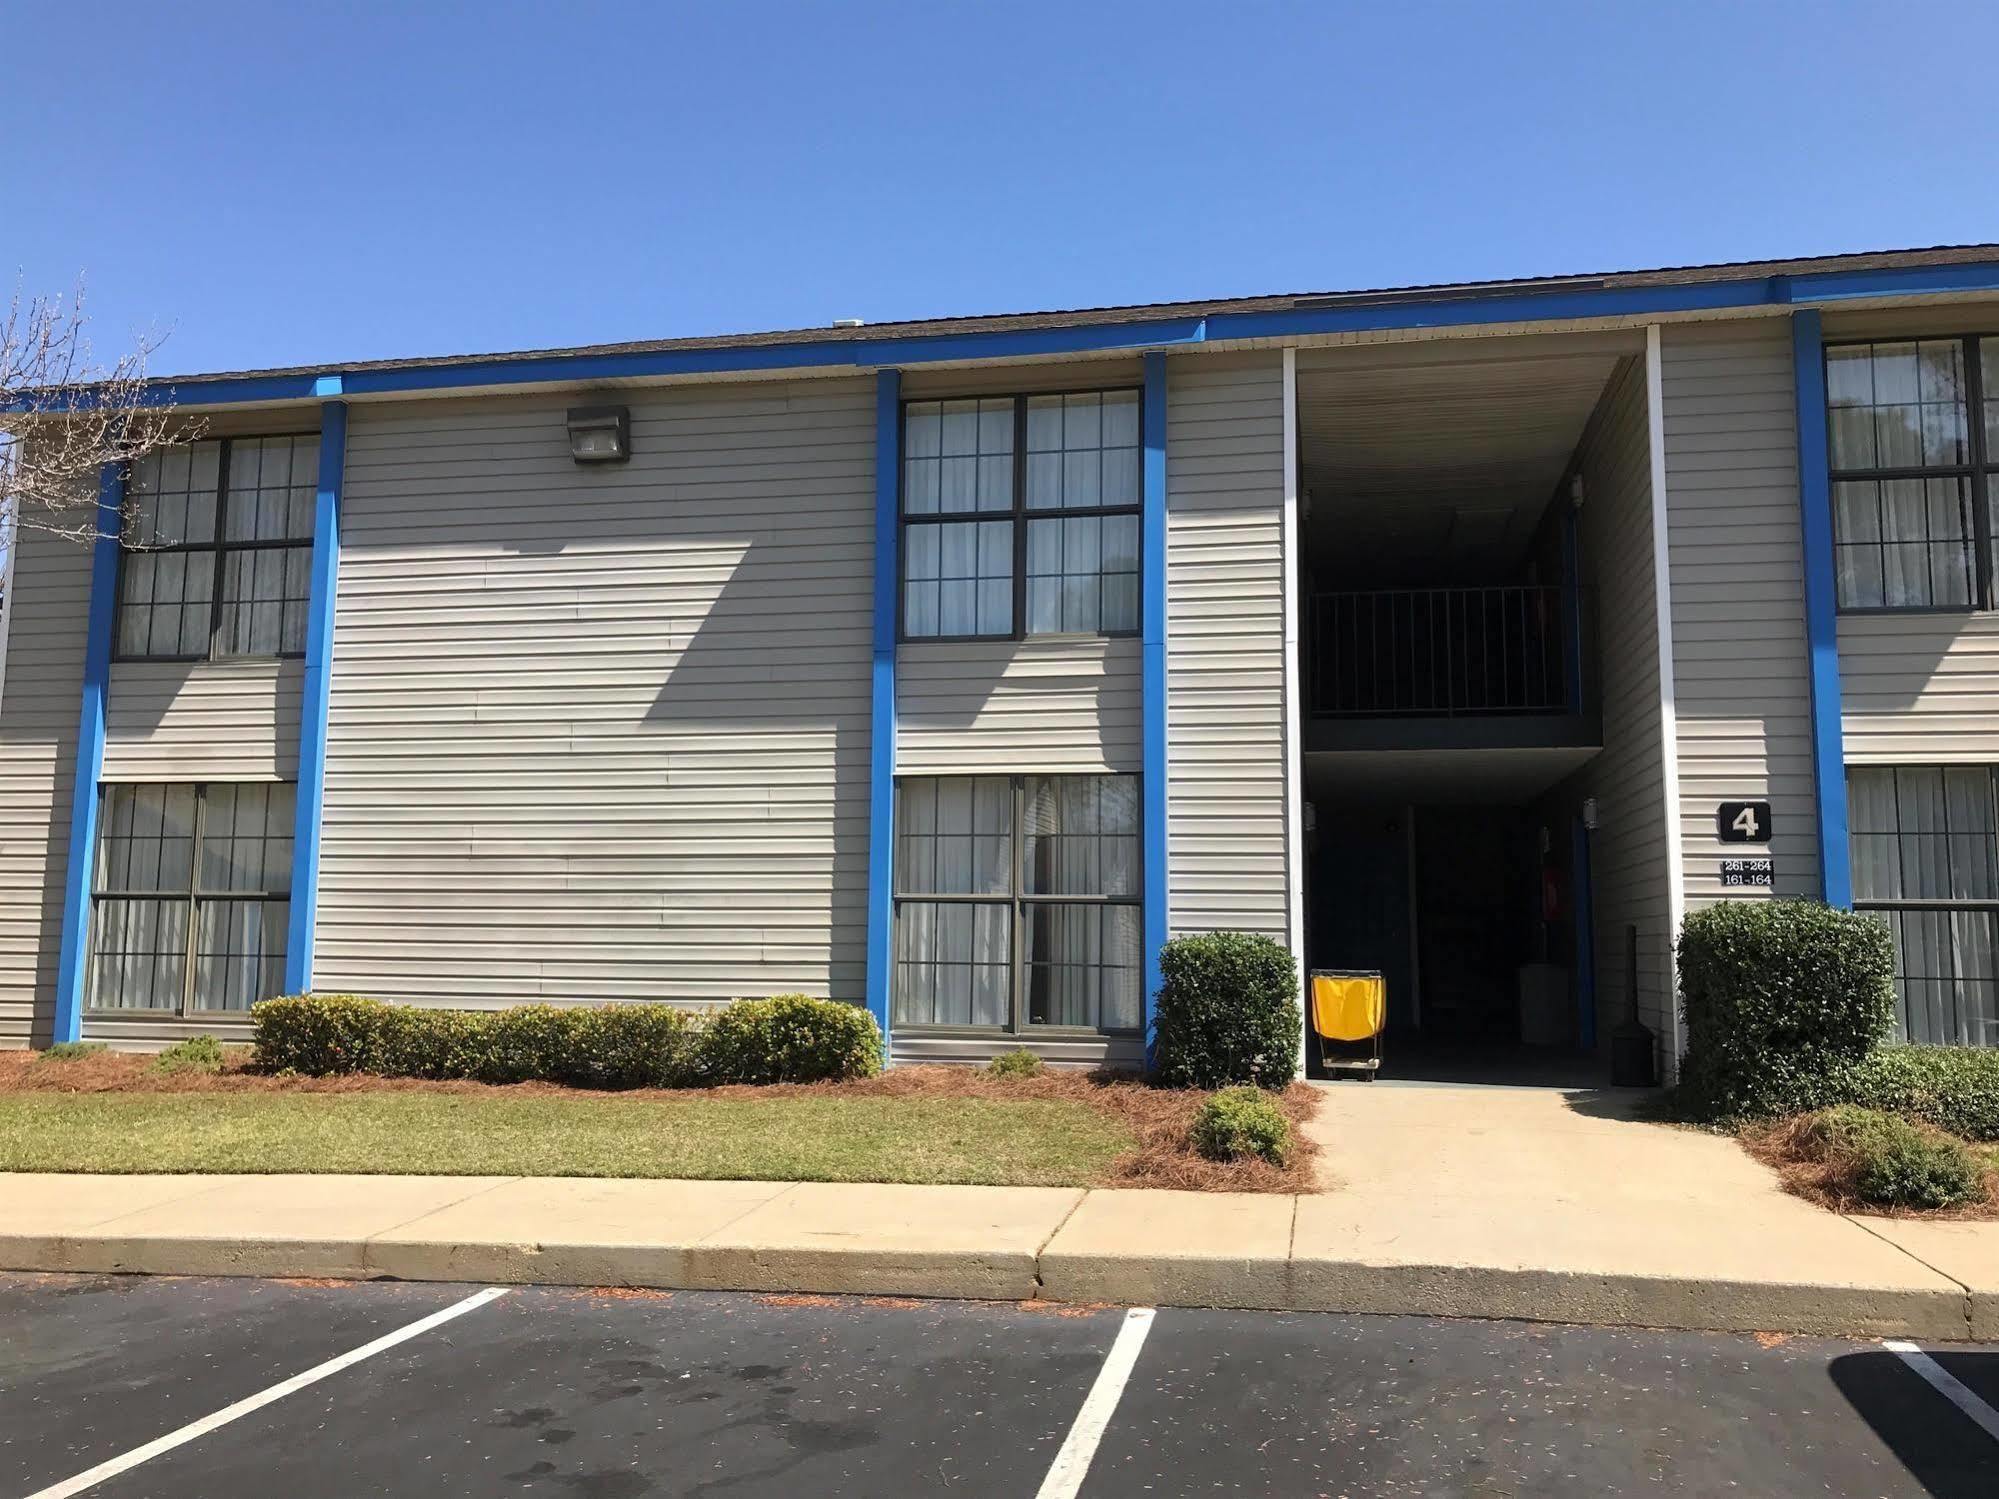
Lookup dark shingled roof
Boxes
[158,243,1999,386]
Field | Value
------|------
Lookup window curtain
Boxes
[1849,766,1999,1046]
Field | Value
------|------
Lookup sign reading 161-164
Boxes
[1717,801,1773,844]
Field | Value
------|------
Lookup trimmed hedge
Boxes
[1152,931,1301,1089]
[1190,1086,1292,1165]
[251,993,879,1088]
[1676,900,1896,1121]
[1795,1105,1985,1210]
[1844,1046,1999,1142]
[699,993,883,1085]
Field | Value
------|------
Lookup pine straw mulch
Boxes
[1740,1115,1999,1222]
[0,1050,1320,1194]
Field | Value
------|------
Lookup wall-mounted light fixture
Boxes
[567,405,631,464]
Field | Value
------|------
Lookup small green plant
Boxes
[1844,1045,1999,1142]
[36,1041,107,1063]
[986,1049,1044,1079]
[1152,931,1302,1089]
[153,1035,224,1075]
[1676,901,1896,1121]
[1189,1086,1293,1165]
[1795,1105,1984,1211]
[699,994,882,1085]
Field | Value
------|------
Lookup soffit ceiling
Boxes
[1297,353,1621,581]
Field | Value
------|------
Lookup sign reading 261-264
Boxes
[1717,801,1773,844]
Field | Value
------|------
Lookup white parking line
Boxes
[1036,1306,1156,1499]
[1884,1339,1999,1444]
[26,1285,511,1499]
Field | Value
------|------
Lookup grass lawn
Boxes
[0,1091,1132,1187]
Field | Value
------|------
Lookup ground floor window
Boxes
[1847,765,1999,1047]
[88,782,295,1015]
[893,773,1142,1034]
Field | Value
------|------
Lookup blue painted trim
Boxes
[865,370,900,1045]
[1560,503,1584,712]
[1141,353,1170,1070]
[51,465,124,1043]
[284,402,347,993]
[1572,816,1597,1052]
[58,256,1999,414]
[1793,309,1852,908]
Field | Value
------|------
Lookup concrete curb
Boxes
[0,1233,1977,1340]
[0,1174,1987,1340]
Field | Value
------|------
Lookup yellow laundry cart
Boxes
[1310,969,1386,1079]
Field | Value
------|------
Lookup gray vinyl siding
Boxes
[314,377,876,1009]
[1164,351,1288,938]
[102,659,302,781]
[1659,319,1822,906]
[891,1031,1144,1070]
[0,524,91,1044]
[896,638,1140,774]
[1553,358,1674,1043]
[1826,301,1999,766]
[1841,615,1999,763]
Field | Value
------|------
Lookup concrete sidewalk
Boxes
[0,1145,1992,1340]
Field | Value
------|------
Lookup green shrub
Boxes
[1189,1086,1292,1165]
[699,994,882,1085]
[372,1003,487,1080]
[1676,901,1896,1121]
[1796,1105,1984,1210]
[475,1005,584,1085]
[252,995,397,1075]
[565,1004,700,1089]
[1152,932,1301,1089]
[986,1049,1044,1079]
[153,1034,224,1075]
[1844,1046,1999,1142]
[36,1041,106,1063]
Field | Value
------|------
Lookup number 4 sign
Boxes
[1717,801,1773,844]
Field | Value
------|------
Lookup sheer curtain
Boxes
[893,775,1143,1034]
[893,778,1011,1028]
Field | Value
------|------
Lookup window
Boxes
[1848,766,1999,1047]
[1826,337,1999,610]
[901,391,1141,640]
[117,436,318,660]
[88,782,295,1015]
[893,774,1141,1033]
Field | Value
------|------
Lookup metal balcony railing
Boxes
[1308,585,1574,718]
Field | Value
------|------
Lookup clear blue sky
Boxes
[7,0,1997,378]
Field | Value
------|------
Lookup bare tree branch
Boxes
[0,279,204,550]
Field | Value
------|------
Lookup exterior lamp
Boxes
[567,405,631,464]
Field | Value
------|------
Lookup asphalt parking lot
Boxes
[1,1274,1995,1498]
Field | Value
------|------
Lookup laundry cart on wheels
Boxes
[1310,969,1386,1079]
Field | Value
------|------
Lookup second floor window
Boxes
[1827,337,1999,611]
[117,435,319,661]
[901,391,1141,640]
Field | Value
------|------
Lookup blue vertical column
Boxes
[50,463,125,1043]
[1141,353,1170,1066]
[1792,310,1852,909]
[864,369,900,1044]
[284,389,348,993]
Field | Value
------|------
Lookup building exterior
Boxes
[6,245,1999,1071]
